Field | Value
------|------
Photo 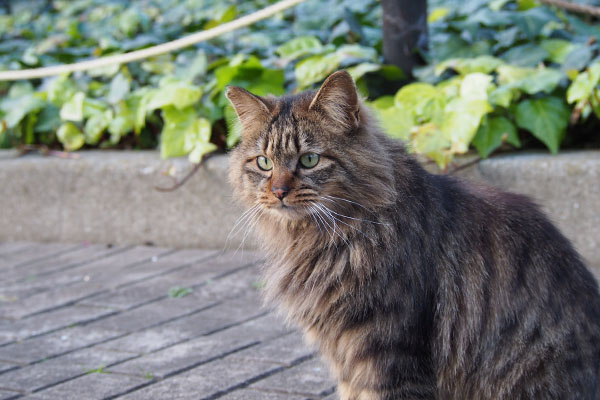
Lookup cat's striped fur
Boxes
[226,71,600,399]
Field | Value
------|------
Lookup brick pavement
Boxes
[0,242,335,400]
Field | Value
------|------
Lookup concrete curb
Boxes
[1,150,598,264]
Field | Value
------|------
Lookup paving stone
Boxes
[230,331,314,366]
[0,305,116,343]
[251,359,335,397]
[0,390,20,400]
[0,243,80,271]
[119,356,282,400]
[1,244,126,285]
[0,347,134,393]
[218,388,309,400]
[0,326,123,364]
[0,363,19,374]
[0,246,170,319]
[32,372,148,400]
[107,313,287,378]
[0,242,34,257]
[79,250,253,310]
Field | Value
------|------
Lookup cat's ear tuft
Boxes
[309,70,359,131]
[225,86,273,133]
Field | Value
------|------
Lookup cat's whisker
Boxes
[321,195,377,216]
[319,196,390,226]
[234,206,265,256]
[312,204,337,248]
[319,204,374,241]
[224,204,261,251]
[315,203,350,248]
[227,204,260,241]
[306,205,323,235]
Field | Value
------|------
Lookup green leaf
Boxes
[428,7,450,23]
[147,81,202,111]
[276,36,323,60]
[515,97,570,153]
[497,65,563,95]
[472,116,519,158]
[500,44,548,67]
[108,100,136,144]
[108,73,131,105]
[168,286,192,299]
[435,56,504,76]
[460,73,493,101]
[566,61,600,104]
[57,122,84,151]
[47,75,79,107]
[295,53,341,88]
[60,92,85,122]
[369,103,413,140]
[160,106,196,159]
[84,110,112,145]
[346,63,380,81]
[409,123,452,168]
[394,83,445,125]
[540,39,576,64]
[224,104,242,149]
[0,93,45,128]
[441,98,492,153]
[183,117,216,163]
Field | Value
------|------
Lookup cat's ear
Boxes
[225,86,273,133]
[309,70,359,131]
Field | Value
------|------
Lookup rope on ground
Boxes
[0,0,307,81]
[540,0,600,17]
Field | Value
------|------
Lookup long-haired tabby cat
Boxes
[226,71,600,399]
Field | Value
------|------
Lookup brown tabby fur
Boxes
[226,71,600,399]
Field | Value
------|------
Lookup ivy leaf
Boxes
[515,97,570,153]
[566,61,600,105]
[435,56,504,76]
[540,39,576,64]
[276,36,323,60]
[108,73,131,105]
[368,97,413,140]
[346,63,380,81]
[84,110,112,145]
[183,117,217,163]
[60,92,85,122]
[57,122,84,151]
[160,106,196,159]
[472,116,519,158]
[0,93,45,128]
[409,123,452,168]
[394,82,445,125]
[146,81,202,111]
[295,53,341,88]
[441,98,492,153]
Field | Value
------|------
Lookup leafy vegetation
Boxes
[168,286,193,298]
[371,0,600,166]
[0,0,599,167]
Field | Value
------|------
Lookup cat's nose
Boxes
[271,186,290,200]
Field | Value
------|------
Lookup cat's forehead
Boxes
[256,95,324,158]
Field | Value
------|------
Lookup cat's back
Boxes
[423,170,600,399]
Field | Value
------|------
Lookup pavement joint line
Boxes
[0,243,39,258]
[6,245,134,287]
[27,312,274,398]
[111,250,222,291]
[0,309,122,347]
[202,353,318,400]
[2,243,83,273]
[3,256,260,348]
[14,247,177,319]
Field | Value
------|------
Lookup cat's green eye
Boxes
[299,153,320,169]
[257,156,273,171]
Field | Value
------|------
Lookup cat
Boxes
[226,70,600,399]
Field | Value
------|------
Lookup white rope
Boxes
[0,0,307,81]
